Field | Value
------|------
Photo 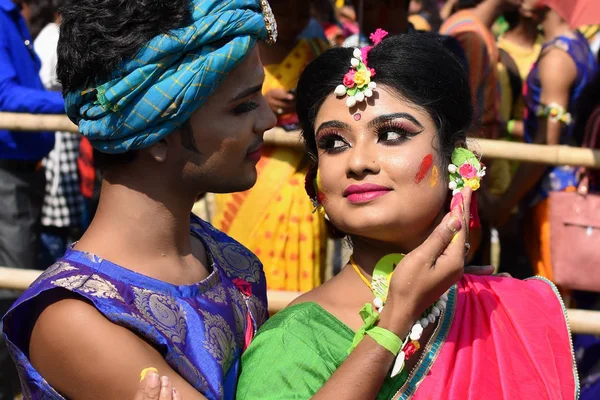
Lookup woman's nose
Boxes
[347,141,380,177]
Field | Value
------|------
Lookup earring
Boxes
[305,166,326,216]
[447,148,485,194]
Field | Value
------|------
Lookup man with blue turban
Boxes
[2,0,278,399]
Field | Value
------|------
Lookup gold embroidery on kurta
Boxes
[132,287,187,345]
[227,287,247,348]
[199,310,235,373]
[204,284,227,304]
[51,274,125,301]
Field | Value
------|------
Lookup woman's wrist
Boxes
[376,301,414,338]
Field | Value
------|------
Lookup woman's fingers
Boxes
[159,376,174,400]
[134,371,160,400]
[413,212,462,267]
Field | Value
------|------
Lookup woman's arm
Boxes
[491,49,577,226]
[29,298,207,400]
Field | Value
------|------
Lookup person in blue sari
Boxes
[2,0,278,399]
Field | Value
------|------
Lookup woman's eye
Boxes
[317,135,348,153]
[233,101,259,115]
[378,129,407,143]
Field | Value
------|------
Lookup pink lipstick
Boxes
[343,183,392,204]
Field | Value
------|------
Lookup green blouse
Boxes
[236,302,408,399]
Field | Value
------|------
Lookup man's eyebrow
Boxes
[231,84,263,102]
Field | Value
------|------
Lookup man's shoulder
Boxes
[191,214,265,285]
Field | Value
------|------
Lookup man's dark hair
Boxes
[57,0,193,94]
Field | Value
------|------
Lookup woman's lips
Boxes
[344,184,392,204]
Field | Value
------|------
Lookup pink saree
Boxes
[395,275,578,399]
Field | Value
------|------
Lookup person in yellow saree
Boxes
[235,33,577,399]
[212,0,329,292]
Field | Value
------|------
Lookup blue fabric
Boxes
[298,18,328,41]
[0,0,64,161]
[2,215,268,400]
[66,0,274,154]
[524,31,598,203]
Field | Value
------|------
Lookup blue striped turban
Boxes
[65,0,277,154]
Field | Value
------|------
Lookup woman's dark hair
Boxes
[57,0,192,94]
[296,33,473,169]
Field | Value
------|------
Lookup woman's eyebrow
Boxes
[316,120,352,136]
[367,113,424,129]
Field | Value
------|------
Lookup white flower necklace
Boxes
[350,255,448,377]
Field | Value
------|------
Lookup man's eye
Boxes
[233,101,259,115]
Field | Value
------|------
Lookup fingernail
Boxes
[140,367,158,382]
[161,376,169,388]
[147,372,159,388]
[451,193,464,213]
[172,388,178,399]
[447,216,462,233]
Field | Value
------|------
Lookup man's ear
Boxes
[149,139,169,163]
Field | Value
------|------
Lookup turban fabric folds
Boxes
[65,0,277,153]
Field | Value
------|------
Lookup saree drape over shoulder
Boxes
[237,275,578,399]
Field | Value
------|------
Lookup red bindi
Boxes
[415,154,433,184]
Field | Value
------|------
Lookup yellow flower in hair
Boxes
[463,177,480,191]
[354,69,371,88]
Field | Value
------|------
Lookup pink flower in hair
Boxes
[459,163,477,179]
[360,46,372,66]
[368,68,376,77]
[343,70,356,87]
[369,29,389,45]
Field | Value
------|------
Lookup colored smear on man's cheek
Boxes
[430,166,438,187]
[414,154,433,184]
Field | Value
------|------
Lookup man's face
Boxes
[161,47,277,196]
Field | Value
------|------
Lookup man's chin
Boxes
[212,173,257,194]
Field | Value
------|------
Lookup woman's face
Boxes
[314,85,447,250]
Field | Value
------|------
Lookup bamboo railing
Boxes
[2,112,600,335]
[1,112,600,168]
[0,266,598,334]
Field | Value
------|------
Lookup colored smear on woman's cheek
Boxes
[430,166,438,187]
[414,154,433,184]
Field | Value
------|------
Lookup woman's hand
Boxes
[135,373,182,400]
[383,187,472,327]
[264,88,295,116]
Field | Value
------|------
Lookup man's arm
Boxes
[29,297,207,400]
[0,39,64,114]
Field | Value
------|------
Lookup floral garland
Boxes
[334,29,389,108]
[447,148,486,193]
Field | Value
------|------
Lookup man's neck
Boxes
[472,0,505,30]
[78,178,196,263]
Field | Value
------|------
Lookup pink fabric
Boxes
[413,275,576,400]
